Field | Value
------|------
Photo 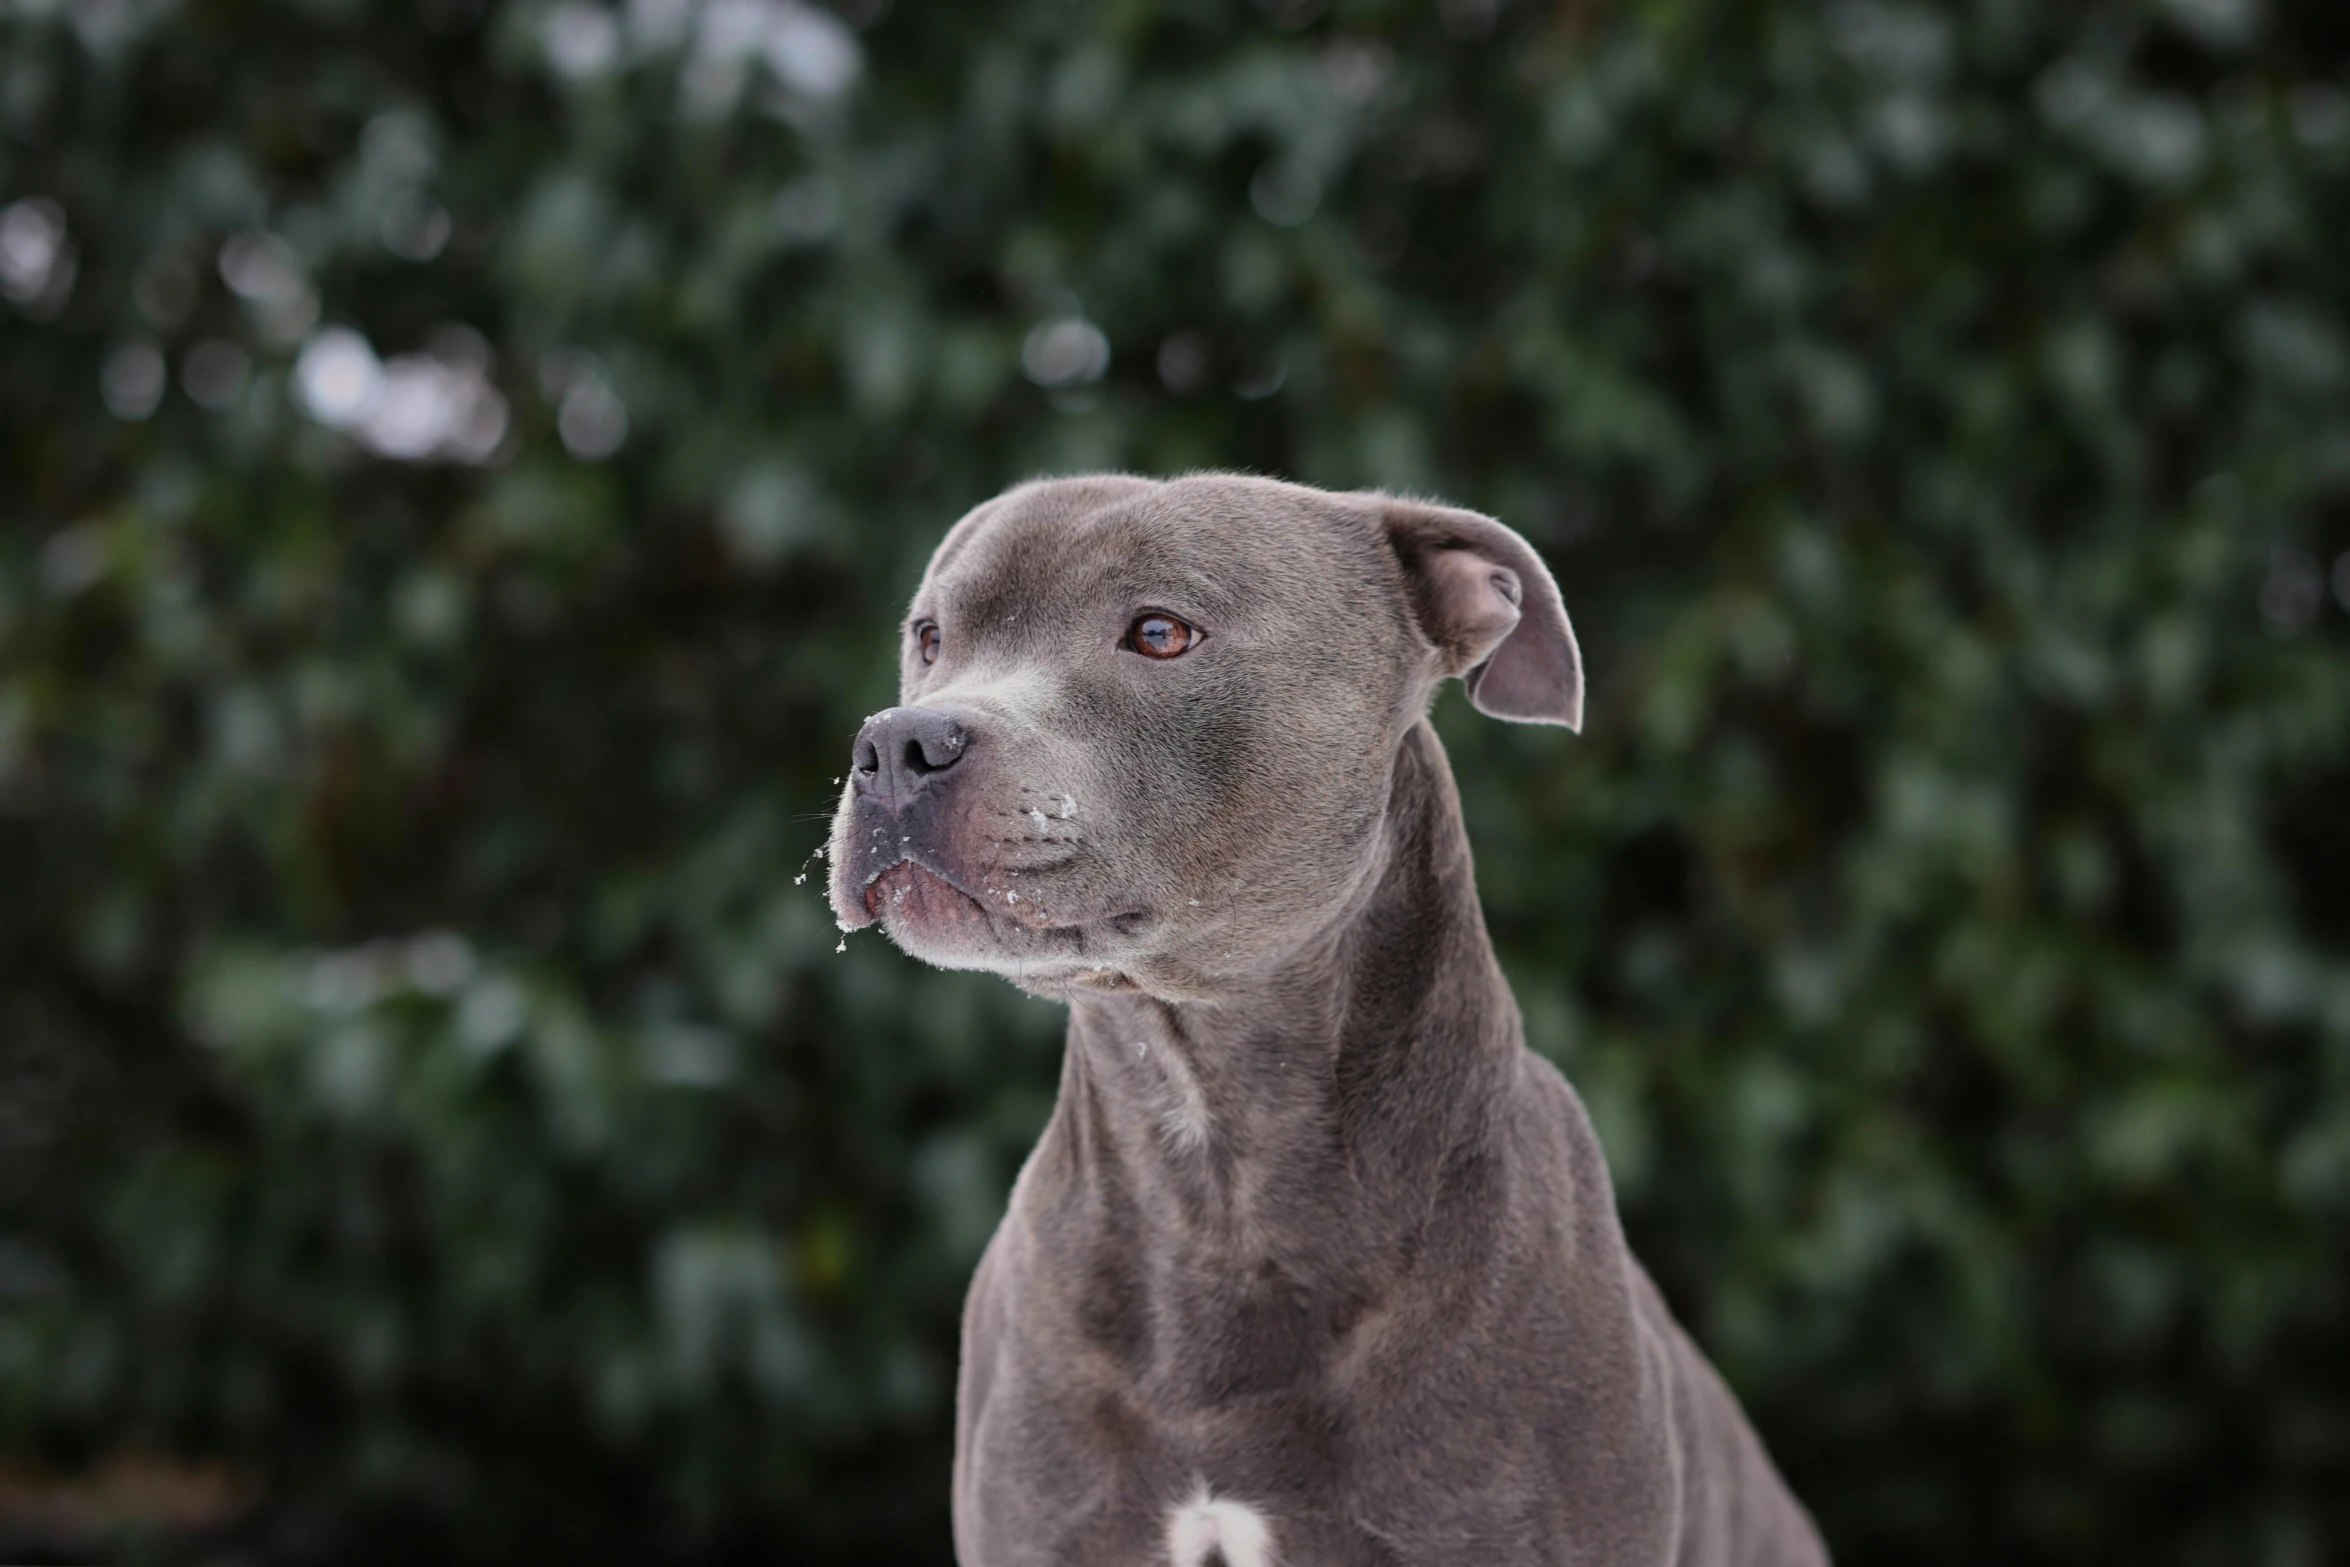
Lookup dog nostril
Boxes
[854,710,966,799]
[904,723,967,775]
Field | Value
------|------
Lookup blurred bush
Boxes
[3,0,2349,1561]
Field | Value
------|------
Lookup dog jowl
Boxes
[828,474,1827,1567]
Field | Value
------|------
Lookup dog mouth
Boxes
[857,860,1148,986]
[863,857,1081,940]
[864,860,992,929]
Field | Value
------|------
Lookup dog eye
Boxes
[1127,612,1199,660]
[915,621,941,665]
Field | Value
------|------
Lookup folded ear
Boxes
[1374,495,1584,730]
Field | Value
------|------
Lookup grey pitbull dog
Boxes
[828,474,1827,1567]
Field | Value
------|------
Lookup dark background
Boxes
[5,0,2350,1561]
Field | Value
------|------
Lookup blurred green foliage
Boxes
[4,0,2350,1561]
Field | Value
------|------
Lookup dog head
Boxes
[825,474,1580,997]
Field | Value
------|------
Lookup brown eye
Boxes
[1128,612,1199,660]
[915,622,941,665]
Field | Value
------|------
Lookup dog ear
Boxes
[1376,496,1584,730]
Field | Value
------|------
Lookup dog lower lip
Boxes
[864,861,989,926]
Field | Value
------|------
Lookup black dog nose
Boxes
[852,706,971,812]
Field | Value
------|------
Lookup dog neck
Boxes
[1050,719,1523,1266]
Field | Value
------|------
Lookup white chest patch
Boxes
[1166,1490,1272,1567]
